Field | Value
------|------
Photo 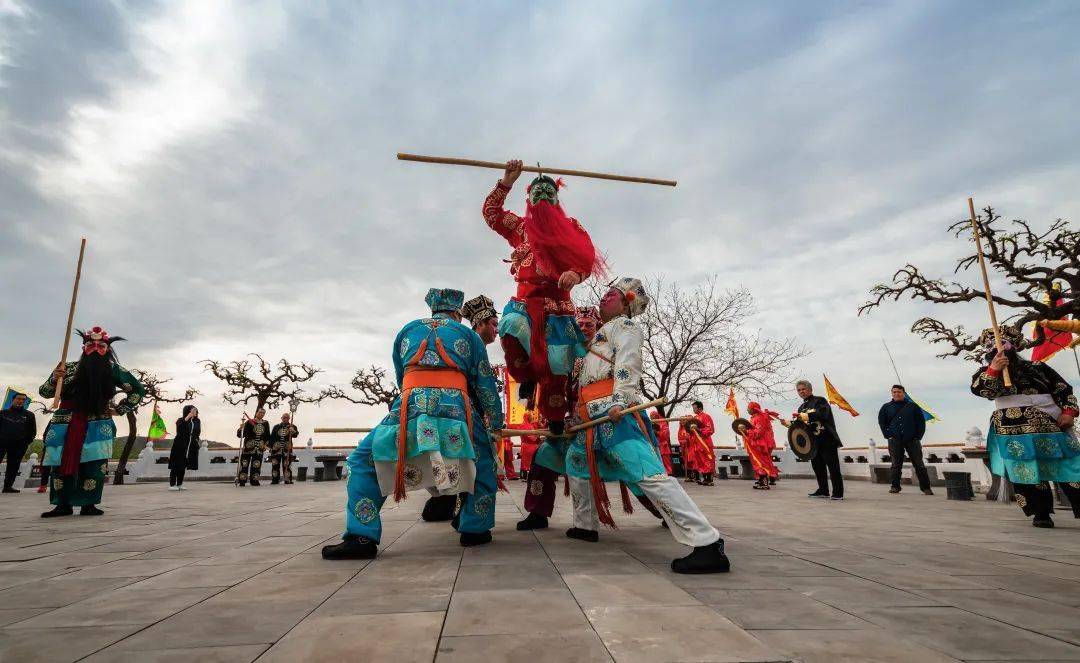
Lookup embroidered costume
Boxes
[38,327,145,517]
[534,277,728,573]
[269,419,299,484]
[236,418,270,486]
[324,288,504,559]
[970,325,1080,526]
[483,173,603,432]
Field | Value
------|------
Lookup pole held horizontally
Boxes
[53,238,87,409]
[314,427,375,434]
[968,198,1012,387]
[397,153,677,187]
[497,397,668,439]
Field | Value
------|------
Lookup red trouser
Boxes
[501,440,518,479]
[501,335,570,424]
[523,463,558,517]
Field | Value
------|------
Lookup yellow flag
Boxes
[822,374,859,417]
[724,387,739,418]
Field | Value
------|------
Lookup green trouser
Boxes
[50,460,108,507]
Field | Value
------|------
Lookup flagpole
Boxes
[1073,347,1080,380]
[882,338,904,385]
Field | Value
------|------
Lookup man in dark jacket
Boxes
[0,393,37,493]
[878,385,932,495]
[794,380,845,500]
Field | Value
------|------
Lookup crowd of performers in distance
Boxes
[23,162,1078,551]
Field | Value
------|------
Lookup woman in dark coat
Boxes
[168,405,200,490]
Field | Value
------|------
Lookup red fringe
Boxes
[620,482,634,515]
[585,433,616,528]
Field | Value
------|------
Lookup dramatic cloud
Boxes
[2,0,1078,446]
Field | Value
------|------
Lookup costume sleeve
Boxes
[1039,364,1079,414]
[38,361,75,400]
[482,181,523,245]
[393,327,408,386]
[111,365,146,415]
[804,398,833,426]
[469,333,504,431]
[697,413,715,437]
[28,411,37,443]
[970,366,1014,400]
[611,319,644,407]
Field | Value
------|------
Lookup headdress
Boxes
[608,277,650,318]
[977,325,1025,352]
[425,288,465,315]
[76,326,124,357]
[461,295,497,326]
[575,306,602,325]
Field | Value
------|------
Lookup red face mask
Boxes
[83,340,108,356]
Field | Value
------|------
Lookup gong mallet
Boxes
[968,197,1011,387]
[397,153,677,187]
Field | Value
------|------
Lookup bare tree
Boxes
[200,354,325,425]
[859,206,1079,360]
[113,371,199,485]
[321,365,400,411]
[578,275,807,415]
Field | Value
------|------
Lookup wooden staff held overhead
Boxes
[968,197,1011,387]
[397,153,677,187]
[52,238,87,409]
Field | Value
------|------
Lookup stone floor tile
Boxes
[82,644,270,663]
[7,586,222,627]
[781,575,944,608]
[563,572,700,608]
[435,630,613,662]
[0,625,142,663]
[257,612,443,663]
[751,627,962,662]
[697,588,872,629]
[0,575,145,609]
[443,588,588,636]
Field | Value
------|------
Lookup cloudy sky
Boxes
[3,0,1079,448]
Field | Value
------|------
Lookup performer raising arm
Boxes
[483,160,605,435]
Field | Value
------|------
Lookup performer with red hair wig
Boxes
[483,160,605,437]
[743,402,781,489]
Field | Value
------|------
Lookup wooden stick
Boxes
[968,198,1012,387]
[1039,319,1080,334]
[496,398,669,439]
[397,153,677,187]
[314,427,374,433]
[498,428,550,438]
[53,238,87,409]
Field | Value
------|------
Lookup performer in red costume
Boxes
[483,159,605,436]
[743,402,781,489]
[517,413,541,481]
[688,401,716,486]
[679,420,698,483]
[651,410,674,475]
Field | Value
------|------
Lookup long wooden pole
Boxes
[397,153,677,187]
[52,238,87,408]
[497,397,668,438]
[968,197,1011,387]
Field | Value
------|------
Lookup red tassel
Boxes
[620,482,634,515]
[585,433,616,528]
[563,474,570,496]
[497,476,509,493]
[555,177,566,190]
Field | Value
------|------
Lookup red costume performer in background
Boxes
[690,405,717,485]
[483,161,604,434]
[517,413,541,478]
[744,402,781,488]
[679,422,698,483]
[651,410,673,475]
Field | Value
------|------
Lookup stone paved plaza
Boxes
[1,477,1079,663]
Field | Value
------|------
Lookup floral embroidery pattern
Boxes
[529,479,544,496]
[1006,439,1026,458]
[354,497,378,524]
[454,338,471,359]
[404,464,423,487]
[82,479,97,491]
[471,494,494,518]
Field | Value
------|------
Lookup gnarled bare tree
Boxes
[200,355,325,431]
[321,365,399,411]
[114,371,199,485]
[578,275,807,416]
[859,206,1079,361]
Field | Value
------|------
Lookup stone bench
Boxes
[943,471,974,500]
[314,455,347,481]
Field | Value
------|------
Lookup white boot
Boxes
[169,485,181,491]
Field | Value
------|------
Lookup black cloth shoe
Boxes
[2,487,20,494]
[237,481,246,487]
[250,480,260,487]
[830,495,844,501]
[421,495,457,522]
[460,531,492,547]
[322,535,377,559]
[1033,517,1055,528]
[661,519,669,529]
[516,512,549,531]
[808,491,829,498]
[566,527,599,543]
[80,505,104,516]
[671,541,730,574]
[768,477,776,485]
[270,479,280,485]
[889,486,901,494]
[41,504,74,518]
[921,488,934,496]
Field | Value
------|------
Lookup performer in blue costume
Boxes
[971,325,1080,528]
[536,278,729,573]
[323,288,505,559]
[38,326,145,518]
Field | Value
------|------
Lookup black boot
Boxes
[421,494,457,522]
[702,473,714,487]
[322,535,377,559]
[768,476,776,485]
[41,504,74,518]
[460,531,492,547]
[671,540,730,574]
[80,505,104,516]
[1033,516,1055,528]
[516,512,549,531]
[566,527,599,543]
[2,486,19,494]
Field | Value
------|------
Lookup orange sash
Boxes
[393,334,472,501]
[576,379,652,527]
